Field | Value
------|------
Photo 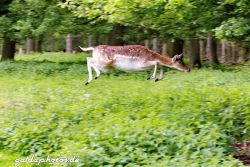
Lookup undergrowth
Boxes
[0,52,249,166]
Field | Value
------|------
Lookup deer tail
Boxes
[78,46,95,52]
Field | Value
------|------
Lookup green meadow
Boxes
[0,53,249,166]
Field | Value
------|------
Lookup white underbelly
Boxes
[93,64,114,72]
[112,61,153,72]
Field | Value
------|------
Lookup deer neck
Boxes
[156,55,174,67]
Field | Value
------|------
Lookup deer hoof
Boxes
[95,76,98,80]
[155,78,159,82]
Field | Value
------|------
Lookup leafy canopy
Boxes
[61,0,250,45]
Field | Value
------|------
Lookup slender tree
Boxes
[0,0,16,60]
[167,39,184,58]
[207,36,219,64]
[189,36,201,68]
[1,36,15,60]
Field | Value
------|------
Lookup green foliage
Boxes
[215,17,250,47]
[9,0,70,38]
[0,53,87,76]
[0,151,32,167]
[0,53,249,166]
[61,0,250,45]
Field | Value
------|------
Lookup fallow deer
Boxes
[79,45,190,85]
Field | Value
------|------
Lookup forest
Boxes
[0,0,250,167]
[0,0,250,65]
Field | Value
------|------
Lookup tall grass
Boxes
[0,53,249,166]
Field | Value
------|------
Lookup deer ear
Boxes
[172,55,177,62]
[178,53,183,59]
[173,54,182,62]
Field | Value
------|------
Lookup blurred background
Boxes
[0,0,250,67]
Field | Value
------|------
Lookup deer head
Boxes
[172,54,190,72]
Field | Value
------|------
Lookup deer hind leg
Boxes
[86,57,101,85]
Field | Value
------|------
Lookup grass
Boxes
[0,151,32,167]
[0,52,250,166]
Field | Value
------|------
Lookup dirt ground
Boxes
[233,140,250,166]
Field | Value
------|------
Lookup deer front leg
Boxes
[155,66,164,82]
[147,62,158,80]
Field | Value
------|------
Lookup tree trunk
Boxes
[26,38,35,54]
[77,33,84,52]
[66,34,74,53]
[105,37,109,45]
[36,37,43,53]
[144,40,150,48]
[237,47,246,64]
[216,41,221,62]
[206,36,219,64]
[221,43,226,63]
[167,38,184,58]
[110,25,126,46]
[189,37,201,68]
[1,36,16,61]
[183,41,187,56]
[226,43,232,64]
[231,44,237,64]
[199,39,206,61]
[88,35,92,47]
[152,38,158,53]
[162,42,167,56]
[92,37,97,46]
